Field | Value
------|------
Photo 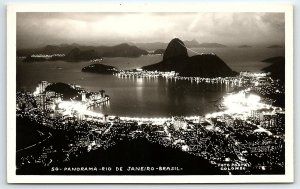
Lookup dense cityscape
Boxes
[16,71,285,175]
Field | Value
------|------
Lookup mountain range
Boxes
[132,40,227,50]
[18,43,149,62]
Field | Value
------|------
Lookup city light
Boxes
[33,88,39,96]
[58,101,103,118]
[223,91,262,114]
[205,89,276,119]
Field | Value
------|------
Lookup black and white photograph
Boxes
[7,3,293,183]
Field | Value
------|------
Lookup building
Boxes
[81,92,86,102]
[172,117,188,131]
[36,93,46,111]
[33,81,51,96]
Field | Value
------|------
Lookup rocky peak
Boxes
[163,38,188,61]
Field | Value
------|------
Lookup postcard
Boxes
[7,3,293,183]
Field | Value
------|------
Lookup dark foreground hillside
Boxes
[17,138,226,175]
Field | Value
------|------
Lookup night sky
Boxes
[17,12,285,49]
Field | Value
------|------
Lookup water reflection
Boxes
[17,60,235,117]
[89,76,233,117]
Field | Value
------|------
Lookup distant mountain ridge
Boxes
[64,48,99,62]
[238,45,252,48]
[133,40,227,50]
[153,49,165,54]
[267,45,283,48]
[17,43,148,60]
[196,42,227,48]
[17,40,228,59]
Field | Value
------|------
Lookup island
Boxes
[238,45,252,48]
[82,63,118,74]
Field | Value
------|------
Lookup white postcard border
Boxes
[7,3,294,183]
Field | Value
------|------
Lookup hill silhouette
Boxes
[262,56,285,81]
[262,56,285,64]
[163,38,188,61]
[142,38,236,77]
[64,48,99,62]
[45,82,79,100]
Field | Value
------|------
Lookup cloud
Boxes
[17,12,285,48]
[260,13,285,31]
